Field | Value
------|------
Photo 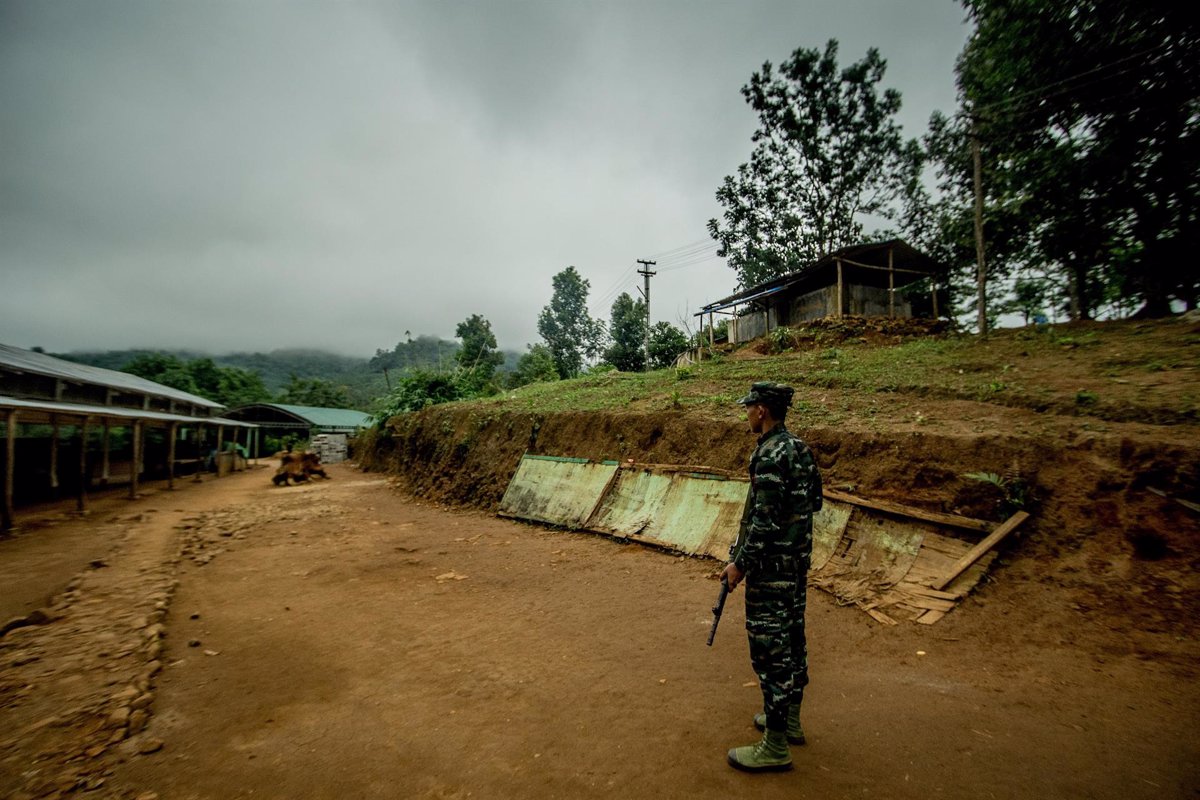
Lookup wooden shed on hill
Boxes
[0,343,258,530]
[698,239,949,345]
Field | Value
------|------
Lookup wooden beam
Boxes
[167,422,178,490]
[101,421,111,484]
[129,421,142,499]
[49,416,60,492]
[822,488,992,533]
[193,425,204,482]
[836,258,844,318]
[931,277,939,318]
[931,510,1030,591]
[3,410,16,531]
[77,417,90,513]
[832,256,937,277]
[888,245,895,318]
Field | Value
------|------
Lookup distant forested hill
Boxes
[57,340,523,410]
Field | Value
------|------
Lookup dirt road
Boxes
[1,465,1196,799]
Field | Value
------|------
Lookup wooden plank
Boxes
[916,609,948,625]
[823,488,992,533]
[931,511,1029,591]
[865,607,899,626]
[894,582,960,601]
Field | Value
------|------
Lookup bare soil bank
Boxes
[358,400,1200,661]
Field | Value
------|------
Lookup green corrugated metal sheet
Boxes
[812,503,852,571]
[497,456,618,529]
[497,454,1001,625]
[586,467,748,559]
[265,404,371,430]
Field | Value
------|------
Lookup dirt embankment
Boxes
[357,402,1200,659]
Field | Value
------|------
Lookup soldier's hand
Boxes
[721,561,745,591]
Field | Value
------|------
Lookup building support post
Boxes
[101,421,111,484]
[216,425,225,477]
[931,278,940,319]
[888,246,896,318]
[129,421,142,499]
[194,425,204,482]
[167,422,178,490]
[3,410,17,532]
[49,416,60,494]
[77,417,90,514]
[836,258,844,318]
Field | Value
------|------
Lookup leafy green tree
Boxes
[121,354,200,395]
[647,322,690,370]
[708,40,922,288]
[954,0,1200,317]
[509,344,559,388]
[369,335,460,374]
[215,366,271,408]
[454,314,504,391]
[120,354,270,407]
[604,293,647,372]
[373,369,465,423]
[999,278,1050,326]
[537,266,605,378]
[277,374,353,408]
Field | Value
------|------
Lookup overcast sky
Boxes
[0,1,970,357]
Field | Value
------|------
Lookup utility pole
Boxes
[636,259,656,370]
[971,123,988,339]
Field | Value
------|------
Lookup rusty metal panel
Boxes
[497,454,618,529]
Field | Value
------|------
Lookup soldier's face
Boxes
[745,403,766,433]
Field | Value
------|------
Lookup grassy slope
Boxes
[467,317,1199,435]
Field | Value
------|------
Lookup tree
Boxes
[647,322,690,370]
[120,354,270,408]
[277,374,353,409]
[537,266,605,379]
[708,40,922,288]
[121,354,200,395]
[454,314,503,391]
[373,368,465,422]
[604,293,647,372]
[215,366,271,408]
[954,0,1200,317]
[509,344,559,388]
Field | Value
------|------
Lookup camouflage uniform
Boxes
[730,385,822,734]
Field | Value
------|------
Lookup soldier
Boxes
[721,381,822,772]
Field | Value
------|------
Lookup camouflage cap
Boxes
[736,381,794,406]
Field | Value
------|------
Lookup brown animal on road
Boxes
[272,451,329,486]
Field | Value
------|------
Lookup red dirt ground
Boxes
[1,464,1196,799]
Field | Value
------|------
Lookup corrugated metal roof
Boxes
[229,403,371,430]
[0,344,223,408]
[0,395,257,427]
[701,239,943,311]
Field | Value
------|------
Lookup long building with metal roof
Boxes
[1,343,259,531]
[223,403,370,435]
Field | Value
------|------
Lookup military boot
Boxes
[753,704,805,745]
[727,728,792,772]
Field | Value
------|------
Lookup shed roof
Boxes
[0,344,223,409]
[224,403,370,431]
[701,239,944,312]
[0,395,256,427]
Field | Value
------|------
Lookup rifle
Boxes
[706,576,730,646]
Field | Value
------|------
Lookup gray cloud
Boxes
[0,1,968,356]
